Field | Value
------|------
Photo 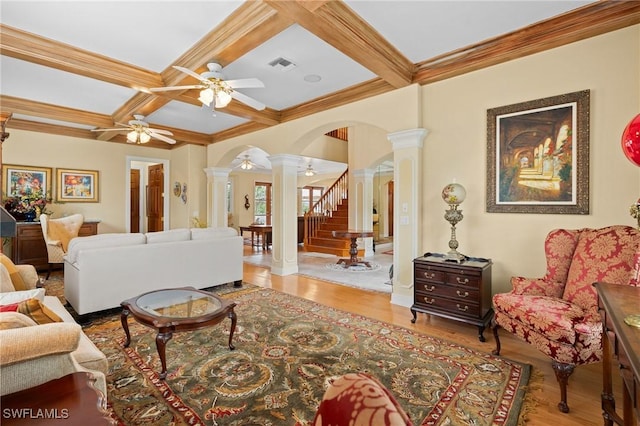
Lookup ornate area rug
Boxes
[79,284,531,426]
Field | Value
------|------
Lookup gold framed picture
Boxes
[2,164,52,197]
[56,168,99,202]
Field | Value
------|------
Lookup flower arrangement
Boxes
[629,198,640,229]
[3,190,52,219]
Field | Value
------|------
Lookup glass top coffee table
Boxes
[120,287,237,380]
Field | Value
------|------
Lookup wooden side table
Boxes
[1,372,114,425]
[332,230,373,268]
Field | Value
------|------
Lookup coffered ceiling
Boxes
[1,1,639,151]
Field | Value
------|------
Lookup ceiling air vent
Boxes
[268,57,296,72]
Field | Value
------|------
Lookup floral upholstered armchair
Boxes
[492,225,640,413]
[313,372,412,426]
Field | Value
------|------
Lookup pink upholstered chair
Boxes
[313,372,413,426]
[492,225,640,413]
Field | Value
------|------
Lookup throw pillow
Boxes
[0,298,63,324]
[0,254,28,291]
[47,220,76,252]
[0,288,46,305]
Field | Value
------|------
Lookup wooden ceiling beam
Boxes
[0,24,163,90]
[265,0,414,88]
[0,95,115,128]
[414,1,640,85]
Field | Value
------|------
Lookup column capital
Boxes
[268,154,300,168]
[203,167,231,178]
[388,128,429,150]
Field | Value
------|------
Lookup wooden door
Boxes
[147,164,164,232]
[130,169,140,233]
[388,181,394,237]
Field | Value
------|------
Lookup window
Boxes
[301,186,323,213]
[254,182,272,225]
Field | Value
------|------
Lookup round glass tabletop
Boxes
[136,289,223,319]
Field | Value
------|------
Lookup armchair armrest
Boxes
[15,264,39,290]
[511,276,565,298]
[0,322,107,396]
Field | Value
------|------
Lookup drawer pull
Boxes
[422,272,436,279]
[456,290,469,298]
[424,285,435,292]
[456,304,469,312]
[456,277,469,284]
[423,297,434,305]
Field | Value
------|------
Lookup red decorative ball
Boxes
[621,113,640,166]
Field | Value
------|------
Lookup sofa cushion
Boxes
[191,227,238,240]
[0,288,45,305]
[0,254,27,291]
[66,233,146,264]
[0,312,38,330]
[146,228,191,244]
[0,264,15,292]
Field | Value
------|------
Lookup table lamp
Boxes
[442,182,466,263]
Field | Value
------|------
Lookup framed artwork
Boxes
[486,90,590,214]
[56,168,99,202]
[2,164,52,197]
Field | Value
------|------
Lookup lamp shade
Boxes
[621,113,640,166]
[442,183,466,205]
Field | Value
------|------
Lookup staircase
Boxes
[303,170,364,257]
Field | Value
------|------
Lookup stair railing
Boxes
[304,169,348,246]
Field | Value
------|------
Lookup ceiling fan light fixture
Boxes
[139,132,151,144]
[240,159,253,170]
[305,164,315,176]
[198,88,214,106]
[215,90,232,108]
[127,130,138,143]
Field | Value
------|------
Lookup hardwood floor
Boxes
[242,246,619,426]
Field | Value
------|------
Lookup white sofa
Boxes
[64,227,243,315]
[0,263,108,396]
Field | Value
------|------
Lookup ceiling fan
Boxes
[150,62,265,112]
[236,154,257,170]
[92,115,176,145]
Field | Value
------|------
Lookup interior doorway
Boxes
[126,156,170,233]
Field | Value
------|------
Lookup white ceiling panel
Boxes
[146,100,249,135]
[0,56,137,114]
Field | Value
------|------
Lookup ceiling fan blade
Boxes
[147,128,173,136]
[149,131,176,144]
[225,78,264,89]
[91,127,128,132]
[230,91,265,111]
[149,85,203,92]
[173,65,210,83]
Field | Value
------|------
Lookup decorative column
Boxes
[388,129,428,307]
[351,168,375,256]
[203,167,231,228]
[269,154,299,276]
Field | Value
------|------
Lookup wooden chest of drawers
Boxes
[10,221,99,271]
[412,255,493,342]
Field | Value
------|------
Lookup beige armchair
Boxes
[40,213,83,279]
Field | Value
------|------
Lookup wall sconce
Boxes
[244,194,251,210]
[442,182,467,263]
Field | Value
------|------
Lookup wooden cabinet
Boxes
[10,221,99,271]
[411,255,493,342]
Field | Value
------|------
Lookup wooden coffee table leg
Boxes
[121,307,131,347]
[228,308,237,350]
[156,330,173,380]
